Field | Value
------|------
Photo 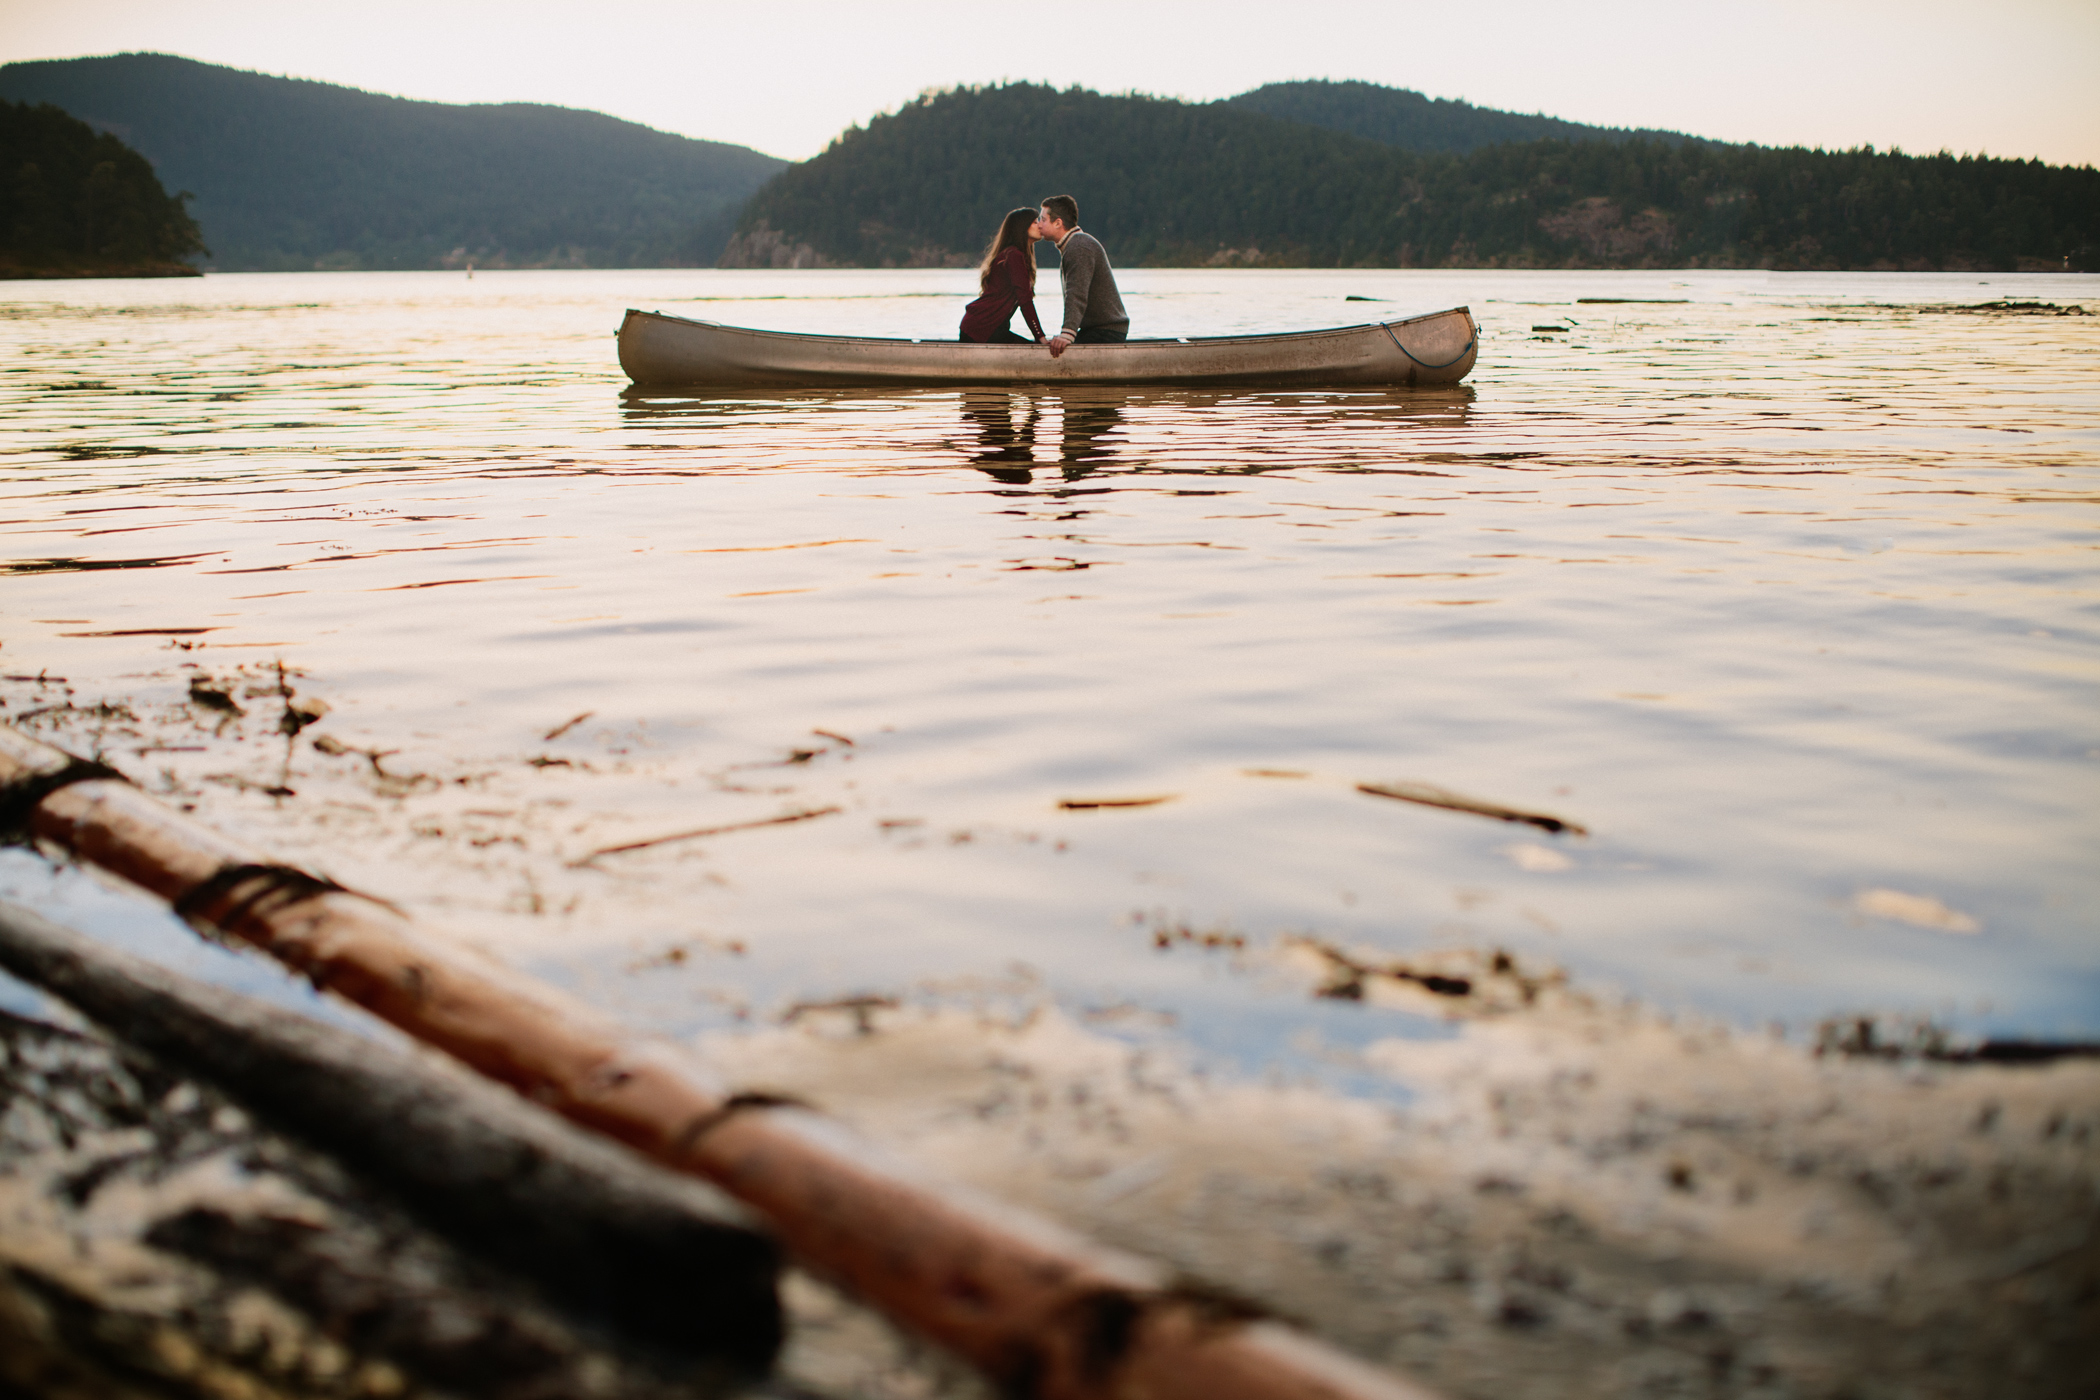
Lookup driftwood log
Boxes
[0,726,1442,1400]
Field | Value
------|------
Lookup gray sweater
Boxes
[1054,229,1129,336]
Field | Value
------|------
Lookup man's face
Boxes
[1037,209,1065,239]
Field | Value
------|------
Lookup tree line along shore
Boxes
[726,84,2098,273]
[3,58,2095,278]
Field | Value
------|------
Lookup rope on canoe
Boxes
[1382,320,1477,370]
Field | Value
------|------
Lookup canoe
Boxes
[616,305,1478,389]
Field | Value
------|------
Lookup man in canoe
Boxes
[1036,195,1128,357]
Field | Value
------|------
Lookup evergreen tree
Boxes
[2,99,206,275]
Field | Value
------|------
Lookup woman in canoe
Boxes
[958,208,1047,345]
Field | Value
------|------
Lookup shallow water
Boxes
[2,267,2095,1076]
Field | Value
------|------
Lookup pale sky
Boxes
[3,0,2095,167]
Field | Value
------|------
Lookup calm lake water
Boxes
[2,267,2095,1078]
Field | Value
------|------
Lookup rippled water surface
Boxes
[2,268,2095,1070]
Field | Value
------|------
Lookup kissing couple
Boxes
[958,195,1129,357]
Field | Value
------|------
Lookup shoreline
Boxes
[1,260,205,281]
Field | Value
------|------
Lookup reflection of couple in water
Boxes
[958,195,1129,357]
[960,391,1122,484]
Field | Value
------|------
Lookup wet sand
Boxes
[709,959,2099,1398]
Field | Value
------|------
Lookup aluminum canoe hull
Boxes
[616,306,1478,389]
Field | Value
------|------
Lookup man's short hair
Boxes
[1040,195,1079,228]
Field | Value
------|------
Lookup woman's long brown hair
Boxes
[976,208,1038,292]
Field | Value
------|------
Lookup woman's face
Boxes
[1026,217,1043,243]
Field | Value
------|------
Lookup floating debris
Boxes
[1915,300,2091,316]
[2,553,217,576]
[1357,780,1586,835]
[263,660,327,736]
[575,805,842,864]
[1006,557,1093,572]
[280,694,328,734]
[186,677,244,717]
[1281,939,1565,1013]
[1815,1015,2100,1065]
[13,699,134,725]
[1141,910,1248,952]
[1958,1040,2100,1064]
[204,772,294,798]
[1058,795,1177,810]
[628,935,748,969]
[1306,945,1466,1000]
[312,733,400,775]
[61,626,222,637]
[543,709,594,741]
[1853,887,1980,934]
[725,731,855,772]
[783,995,901,1036]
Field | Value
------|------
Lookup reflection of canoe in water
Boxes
[616,305,1478,388]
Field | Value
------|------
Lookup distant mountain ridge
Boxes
[0,53,787,271]
[1226,80,1704,153]
[5,58,2092,276]
[726,83,2098,272]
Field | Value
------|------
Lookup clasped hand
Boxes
[1046,332,1075,358]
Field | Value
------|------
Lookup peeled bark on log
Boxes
[0,724,1444,1400]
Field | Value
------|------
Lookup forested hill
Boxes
[725,84,2098,272]
[1226,80,1701,153]
[2,100,206,277]
[0,53,786,271]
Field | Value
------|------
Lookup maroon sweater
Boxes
[959,247,1045,342]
